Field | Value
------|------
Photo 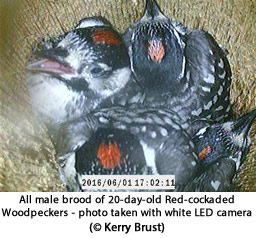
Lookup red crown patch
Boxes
[147,40,165,63]
[97,142,121,169]
[92,30,121,46]
[198,146,212,160]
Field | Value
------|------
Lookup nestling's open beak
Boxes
[26,48,75,76]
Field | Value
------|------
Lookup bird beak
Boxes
[26,48,75,76]
[233,109,256,136]
[140,0,168,23]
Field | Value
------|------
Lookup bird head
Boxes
[74,128,148,176]
[59,127,149,191]
[26,17,131,126]
[195,109,256,170]
[124,0,185,92]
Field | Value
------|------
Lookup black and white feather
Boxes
[123,0,232,123]
[26,17,131,157]
[93,106,200,184]
[181,110,256,191]
[60,127,151,191]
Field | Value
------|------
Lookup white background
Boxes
[0,192,254,237]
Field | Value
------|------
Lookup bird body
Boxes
[124,0,232,122]
[92,107,256,191]
[92,106,200,186]
[57,105,198,190]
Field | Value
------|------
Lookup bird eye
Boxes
[91,66,104,75]
[90,65,111,78]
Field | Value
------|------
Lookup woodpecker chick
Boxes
[60,127,150,191]
[124,0,232,123]
[26,17,131,156]
[183,109,256,191]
